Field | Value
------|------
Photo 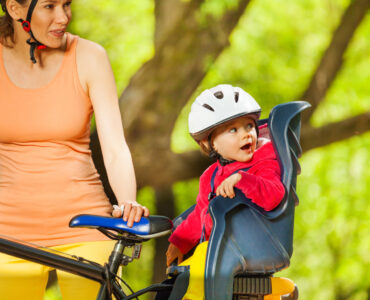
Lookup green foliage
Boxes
[68,0,154,93]
[172,0,368,153]
[312,14,370,126]
[279,132,370,299]
[120,240,155,300]
[173,178,200,215]
[44,284,61,300]
[199,0,239,20]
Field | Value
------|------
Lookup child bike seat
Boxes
[171,101,310,300]
[204,101,310,300]
[69,214,173,240]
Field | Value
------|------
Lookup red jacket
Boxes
[169,140,285,254]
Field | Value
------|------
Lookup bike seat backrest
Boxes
[69,214,173,240]
[226,101,309,220]
[173,101,309,227]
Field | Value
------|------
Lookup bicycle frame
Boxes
[0,237,171,300]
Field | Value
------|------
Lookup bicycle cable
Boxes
[104,264,113,300]
[113,273,138,300]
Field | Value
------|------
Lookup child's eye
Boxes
[229,128,237,133]
[64,1,72,7]
[45,4,54,8]
[244,122,254,131]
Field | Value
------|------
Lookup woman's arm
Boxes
[77,38,149,226]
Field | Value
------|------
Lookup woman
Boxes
[0,0,149,298]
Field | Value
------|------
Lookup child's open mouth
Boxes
[241,143,252,151]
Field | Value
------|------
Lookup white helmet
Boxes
[188,84,261,141]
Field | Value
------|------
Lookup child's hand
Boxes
[216,173,242,198]
[166,243,184,267]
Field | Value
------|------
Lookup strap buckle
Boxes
[208,192,216,200]
[21,20,31,32]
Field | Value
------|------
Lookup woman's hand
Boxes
[166,243,184,267]
[216,173,242,198]
[112,203,150,227]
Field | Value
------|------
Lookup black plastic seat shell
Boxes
[202,101,311,300]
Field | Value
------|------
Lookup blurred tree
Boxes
[68,0,370,296]
[91,0,369,188]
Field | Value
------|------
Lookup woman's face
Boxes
[23,0,72,48]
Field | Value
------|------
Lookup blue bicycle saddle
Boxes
[69,214,173,239]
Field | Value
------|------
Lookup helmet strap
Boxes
[254,120,259,137]
[17,0,46,64]
[207,134,235,166]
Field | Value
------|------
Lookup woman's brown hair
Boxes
[0,0,27,47]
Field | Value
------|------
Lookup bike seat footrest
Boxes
[232,296,264,300]
[233,276,272,296]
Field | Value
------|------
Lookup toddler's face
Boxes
[211,116,257,162]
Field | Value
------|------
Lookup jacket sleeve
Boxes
[235,160,285,211]
[168,166,214,254]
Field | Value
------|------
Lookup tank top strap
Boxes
[60,33,77,73]
[60,33,90,101]
[64,33,78,59]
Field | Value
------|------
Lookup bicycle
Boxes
[0,214,174,299]
[0,101,310,300]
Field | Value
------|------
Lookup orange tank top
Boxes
[0,34,111,247]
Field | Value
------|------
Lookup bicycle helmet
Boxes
[188,84,261,142]
[17,0,46,64]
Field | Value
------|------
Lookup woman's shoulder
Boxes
[73,35,112,90]
[75,36,108,61]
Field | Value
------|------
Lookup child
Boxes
[164,84,285,299]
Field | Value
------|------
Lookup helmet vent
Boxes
[234,92,239,103]
[202,104,214,112]
[214,91,223,99]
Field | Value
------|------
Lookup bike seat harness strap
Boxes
[208,166,251,201]
[200,166,251,242]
